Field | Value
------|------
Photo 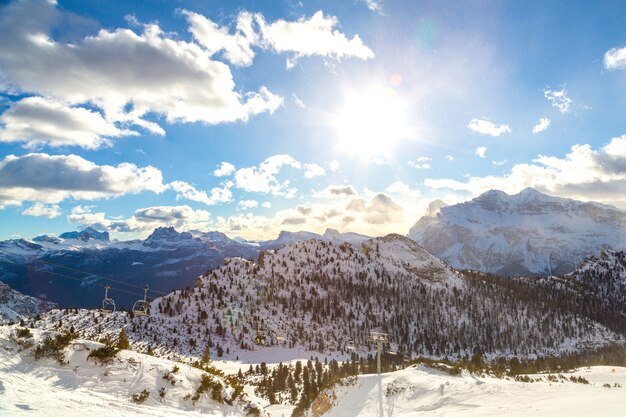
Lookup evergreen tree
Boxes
[202,344,211,364]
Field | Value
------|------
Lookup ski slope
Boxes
[320,365,626,417]
[0,327,254,417]
[1,324,625,417]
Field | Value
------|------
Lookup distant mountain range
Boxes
[409,188,626,276]
[0,226,370,308]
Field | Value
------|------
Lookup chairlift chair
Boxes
[132,286,149,316]
[255,324,267,345]
[346,340,357,351]
[101,285,116,313]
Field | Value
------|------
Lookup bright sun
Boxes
[332,87,411,159]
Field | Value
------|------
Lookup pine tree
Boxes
[118,328,130,350]
[202,344,211,364]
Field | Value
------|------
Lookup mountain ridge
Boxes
[408,188,626,276]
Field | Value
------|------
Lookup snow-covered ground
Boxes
[0,327,254,417]
[1,324,625,417]
[321,365,626,417]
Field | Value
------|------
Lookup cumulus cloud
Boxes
[475,146,487,158]
[21,202,62,218]
[532,117,551,134]
[214,190,409,240]
[0,153,165,208]
[214,162,236,177]
[544,87,572,114]
[256,10,374,69]
[468,118,512,137]
[234,154,301,197]
[238,199,259,210]
[604,45,626,70]
[183,10,257,67]
[425,136,626,208]
[0,97,138,149]
[169,180,233,206]
[303,163,325,178]
[445,155,454,161]
[385,181,421,198]
[68,204,211,233]
[407,156,431,169]
[0,0,282,136]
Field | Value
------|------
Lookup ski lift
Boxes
[276,335,287,343]
[346,340,357,351]
[132,286,149,316]
[101,285,116,313]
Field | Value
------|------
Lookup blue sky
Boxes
[1,0,626,241]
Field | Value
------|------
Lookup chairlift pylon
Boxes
[132,285,149,316]
[101,285,115,313]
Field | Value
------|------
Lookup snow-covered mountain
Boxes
[0,227,373,308]
[0,281,56,324]
[408,188,626,276]
[37,234,623,364]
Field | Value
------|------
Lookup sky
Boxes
[1,0,626,241]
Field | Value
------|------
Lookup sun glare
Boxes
[332,87,411,159]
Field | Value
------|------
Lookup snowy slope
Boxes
[317,365,626,417]
[408,188,626,276]
[0,281,56,324]
[0,326,261,417]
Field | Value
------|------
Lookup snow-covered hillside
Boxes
[0,282,56,324]
[0,325,262,417]
[314,364,626,417]
[34,235,623,365]
[408,188,626,276]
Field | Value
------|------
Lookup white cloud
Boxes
[604,46,626,70]
[0,153,165,208]
[445,155,454,161]
[328,160,340,172]
[492,159,507,166]
[304,163,325,178]
[214,162,236,177]
[407,156,432,169]
[261,201,272,208]
[183,10,257,67]
[238,199,259,210]
[0,0,282,133]
[544,87,572,114]
[475,146,487,158]
[361,0,383,13]
[234,154,301,197]
[385,180,421,198]
[292,94,306,108]
[68,204,211,234]
[169,180,233,206]
[468,118,512,137]
[532,117,551,134]
[21,202,62,218]
[0,97,138,149]
[256,10,374,69]
[425,136,626,208]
